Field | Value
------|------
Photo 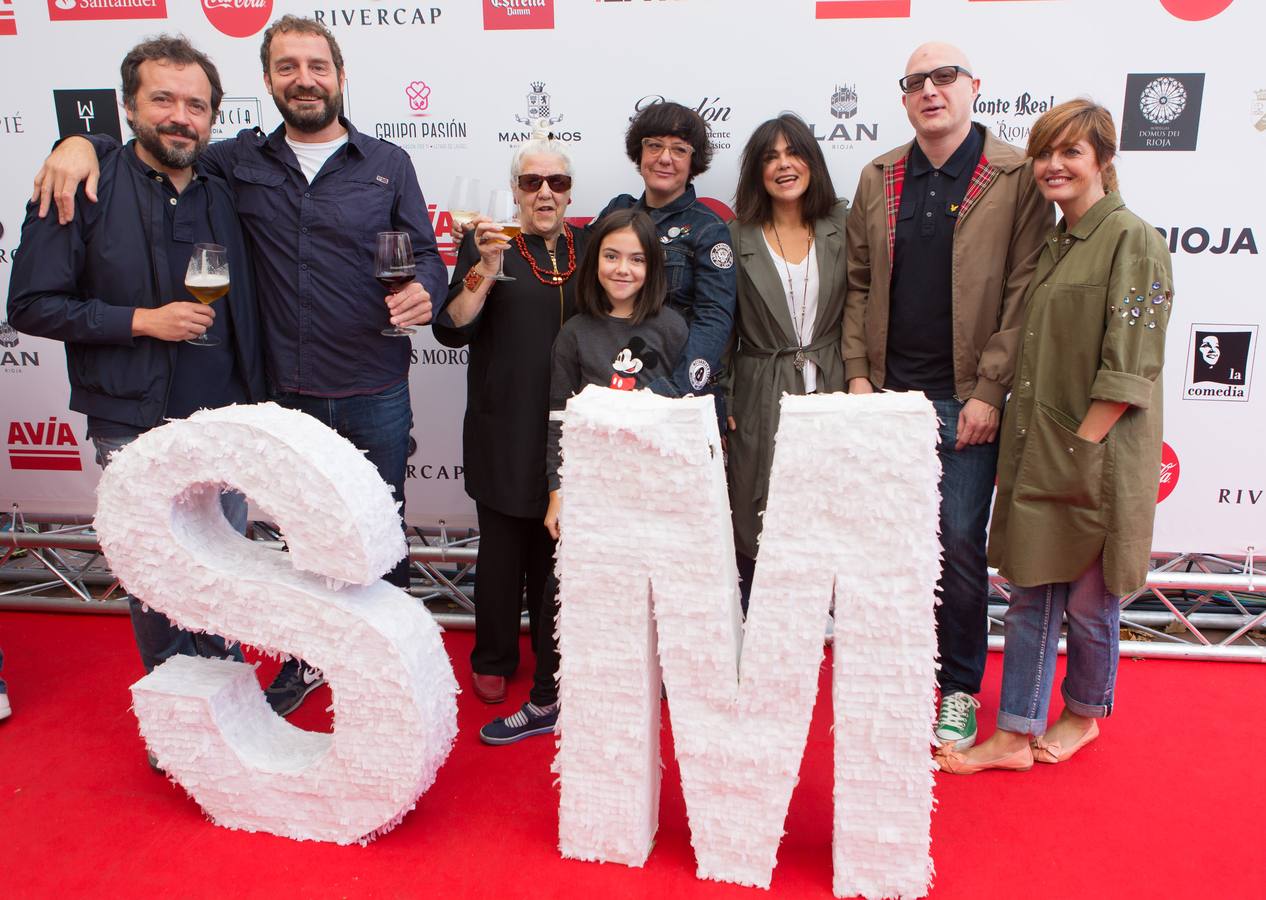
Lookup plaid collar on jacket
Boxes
[882,150,1000,262]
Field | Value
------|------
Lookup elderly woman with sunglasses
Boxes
[433,133,588,712]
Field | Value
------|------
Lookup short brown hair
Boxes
[1026,99,1119,193]
[625,101,712,179]
[575,209,667,326]
[734,114,837,226]
[121,35,223,115]
[260,15,344,74]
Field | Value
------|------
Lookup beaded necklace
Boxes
[515,224,577,286]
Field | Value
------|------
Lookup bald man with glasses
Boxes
[843,42,1053,751]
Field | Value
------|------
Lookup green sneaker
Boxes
[935,692,980,749]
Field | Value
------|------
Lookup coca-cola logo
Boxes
[202,0,272,38]
[1160,0,1233,20]
[1157,442,1180,503]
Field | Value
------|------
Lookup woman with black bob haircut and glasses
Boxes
[725,113,849,610]
[595,102,736,415]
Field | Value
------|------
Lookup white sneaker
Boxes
[0,693,11,721]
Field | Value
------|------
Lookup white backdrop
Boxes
[0,0,1261,554]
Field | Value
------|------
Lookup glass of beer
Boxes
[184,242,229,347]
[375,231,417,337]
[486,189,520,282]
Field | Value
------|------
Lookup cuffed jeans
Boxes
[997,556,1120,736]
[932,396,1000,697]
[92,433,246,674]
[273,380,413,588]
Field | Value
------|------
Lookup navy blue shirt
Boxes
[193,119,447,397]
[886,125,982,398]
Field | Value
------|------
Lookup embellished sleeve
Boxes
[1091,232,1174,409]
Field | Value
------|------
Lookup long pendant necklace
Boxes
[770,221,813,372]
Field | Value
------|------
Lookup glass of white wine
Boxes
[447,176,482,234]
[184,242,229,347]
[486,188,520,282]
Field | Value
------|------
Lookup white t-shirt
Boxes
[763,232,821,393]
[285,134,348,183]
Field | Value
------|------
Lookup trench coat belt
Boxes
[736,325,842,508]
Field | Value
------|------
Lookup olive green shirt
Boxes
[988,192,1173,597]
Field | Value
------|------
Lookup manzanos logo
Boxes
[376,81,469,152]
[7,417,82,471]
[632,94,732,152]
[203,0,272,38]
[0,321,40,374]
[499,81,581,144]
[809,83,879,148]
[1157,442,1179,503]
[483,0,552,30]
[47,0,167,21]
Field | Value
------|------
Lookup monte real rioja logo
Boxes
[1121,73,1205,151]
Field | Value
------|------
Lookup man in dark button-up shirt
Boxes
[34,16,447,715]
[7,37,268,704]
[843,41,1052,752]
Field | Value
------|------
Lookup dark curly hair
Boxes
[120,35,223,116]
[624,101,712,179]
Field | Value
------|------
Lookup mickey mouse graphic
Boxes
[610,336,660,391]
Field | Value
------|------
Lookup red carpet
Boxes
[0,610,1260,899]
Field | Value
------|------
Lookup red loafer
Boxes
[936,742,1034,775]
[471,673,507,704]
[1032,720,1099,764]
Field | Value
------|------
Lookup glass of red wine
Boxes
[375,231,416,337]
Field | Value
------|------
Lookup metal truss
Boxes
[4,511,1263,659]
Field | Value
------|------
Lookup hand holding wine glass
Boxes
[447,176,483,237]
[376,231,417,337]
[184,242,229,347]
[485,189,520,282]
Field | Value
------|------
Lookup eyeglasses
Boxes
[898,65,972,94]
[641,137,694,162]
[516,173,573,193]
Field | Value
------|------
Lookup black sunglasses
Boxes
[517,173,572,192]
[898,65,972,94]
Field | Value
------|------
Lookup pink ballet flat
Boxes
[935,742,1034,775]
[1032,720,1099,764]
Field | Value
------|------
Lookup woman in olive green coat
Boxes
[725,114,848,609]
[938,100,1172,775]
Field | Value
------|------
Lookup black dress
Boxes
[433,227,587,678]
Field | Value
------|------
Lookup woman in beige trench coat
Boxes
[725,114,849,611]
[938,100,1173,775]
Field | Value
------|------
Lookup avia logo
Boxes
[426,204,459,266]
[7,418,82,471]
[1156,226,1257,255]
[484,0,552,30]
[202,0,272,38]
[406,81,431,113]
[48,0,167,20]
[1157,442,1179,503]
[1,0,17,36]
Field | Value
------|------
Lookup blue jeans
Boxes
[272,380,413,587]
[932,396,1000,697]
[92,433,246,674]
[998,557,1120,736]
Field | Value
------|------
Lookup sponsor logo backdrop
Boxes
[0,0,1260,554]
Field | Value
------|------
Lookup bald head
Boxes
[905,42,973,78]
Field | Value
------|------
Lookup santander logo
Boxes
[202,0,272,38]
[1157,442,1180,503]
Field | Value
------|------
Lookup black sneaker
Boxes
[479,702,558,746]
[265,658,325,716]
